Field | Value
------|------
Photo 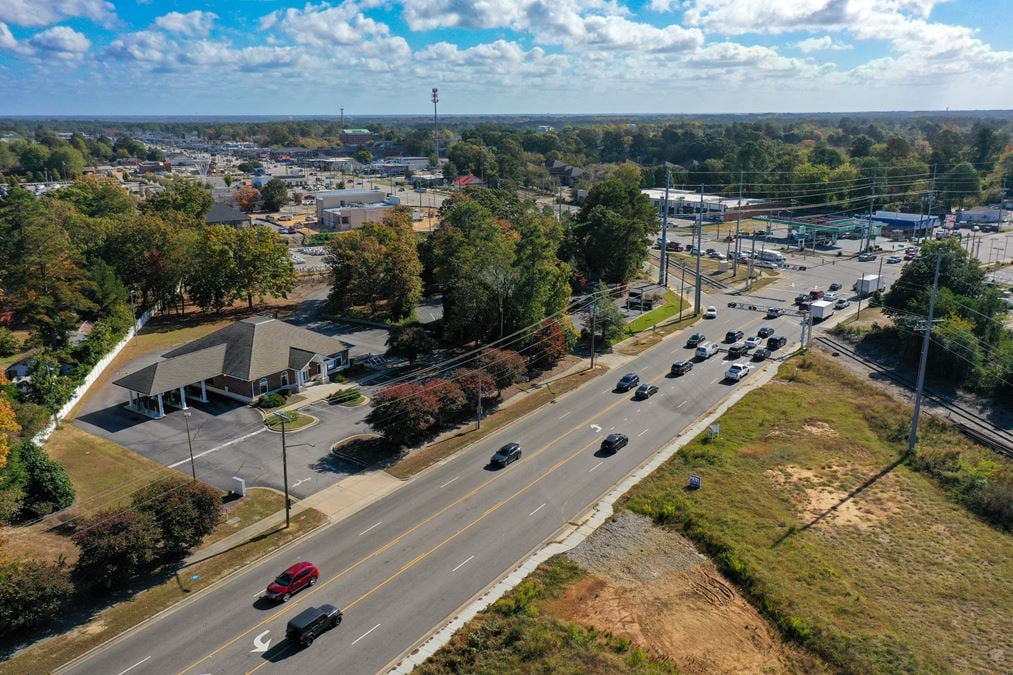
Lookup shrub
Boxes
[0,488,24,524]
[475,348,526,389]
[258,393,285,409]
[132,477,222,555]
[0,328,20,357]
[12,400,50,439]
[20,442,75,517]
[328,387,363,405]
[0,560,73,636]
[73,509,158,589]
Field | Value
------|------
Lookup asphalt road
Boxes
[59,295,800,675]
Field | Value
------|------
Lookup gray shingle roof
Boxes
[114,317,353,395]
[205,201,250,225]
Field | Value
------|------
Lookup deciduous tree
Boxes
[73,509,158,589]
[133,477,221,556]
[260,178,289,212]
[229,226,295,309]
[0,561,73,636]
[365,383,439,448]
[385,323,437,365]
[235,184,260,212]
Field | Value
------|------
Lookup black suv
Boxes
[829,282,842,291]
[286,604,342,648]
[767,335,787,350]
[634,383,659,400]
[725,330,744,343]
[671,360,693,376]
[686,333,706,348]
[758,327,775,338]
[616,373,640,391]
[600,433,628,454]
[727,342,750,358]
[490,443,522,467]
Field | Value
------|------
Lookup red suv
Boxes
[265,562,319,602]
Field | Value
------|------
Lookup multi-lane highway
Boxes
[60,297,801,675]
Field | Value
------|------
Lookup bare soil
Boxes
[552,512,824,674]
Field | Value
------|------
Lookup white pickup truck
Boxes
[725,363,752,381]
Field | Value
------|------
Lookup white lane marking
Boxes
[589,461,603,472]
[352,624,382,646]
[452,555,476,572]
[116,656,151,675]
[168,428,267,468]
[529,503,547,516]
[558,411,572,420]
[637,429,649,437]
[358,521,383,536]
[623,417,628,422]
[251,630,272,653]
[439,476,459,489]
[590,424,601,432]
[678,400,688,408]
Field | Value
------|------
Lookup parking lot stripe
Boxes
[167,428,267,469]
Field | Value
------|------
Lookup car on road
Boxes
[725,330,744,343]
[600,433,629,454]
[858,252,877,262]
[686,332,706,347]
[744,336,763,349]
[794,293,809,305]
[707,250,724,258]
[829,282,842,291]
[634,383,659,400]
[490,443,522,467]
[725,363,752,381]
[887,255,902,263]
[823,291,837,301]
[755,260,780,269]
[704,306,718,319]
[766,307,784,318]
[616,373,640,392]
[766,335,787,350]
[835,299,851,309]
[758,327,775,338]
[671,360,693,376]
[727,342,750,358]
[265,562,319,602]
[752,347,770,361]
[903,252,917,260]
[695,341,719,360]
[286,604,342,648]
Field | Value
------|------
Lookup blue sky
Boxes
[1,0,1011,115]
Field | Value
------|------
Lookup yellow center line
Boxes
[181,341,688,675]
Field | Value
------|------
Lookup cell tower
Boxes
[194,154,212,185]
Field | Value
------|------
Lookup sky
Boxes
[0,0,1011,116]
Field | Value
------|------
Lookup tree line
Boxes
[0,131,161,183]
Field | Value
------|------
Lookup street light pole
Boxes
[694,185,703,315]
[182,411,196,481]
[273,411,293,528]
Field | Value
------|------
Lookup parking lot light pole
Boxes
[273,412,294,528]
[182,411,196,481]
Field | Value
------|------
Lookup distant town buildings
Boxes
[340,129,373,145]
[641,188,770,223]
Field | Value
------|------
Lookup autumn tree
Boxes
[132,477,221,556]
[52,176,136,217]
[365,383,439,448]
[455,368,497,408]
[0,393,20,470]
[229,226,295,309]
[475,348,526,390]
[0,561,73,635]
[141,179,212,221]
[529,320,570,370]
[73,509,159,589]
[235,183,260,212]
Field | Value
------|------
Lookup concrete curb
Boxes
[388,359,782,673]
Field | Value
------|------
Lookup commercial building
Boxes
[315,188,399,231]
[205,202,251,227]
[113,316,353,417]
[957,206,1003,224]
[306,157,363,172]
[641,188,771,223]
[341,129,373,145]
[854,211,939,239]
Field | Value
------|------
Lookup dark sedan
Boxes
[600,433,629,454]
[634,383,659,399]
[490,443,522,467]
[686,333,706,347]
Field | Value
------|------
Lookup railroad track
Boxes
[815,335,1013,458]
[649,250,730,290]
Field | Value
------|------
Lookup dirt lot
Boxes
[553,512,821,674]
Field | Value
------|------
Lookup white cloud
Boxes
[796,36,851,52]
[13,25,92,60]
[0,0,116,28]
[154,11,218,37]
[105,30,169,64]
[0,22,18,52]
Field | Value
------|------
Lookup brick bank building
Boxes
[113,316,352,419]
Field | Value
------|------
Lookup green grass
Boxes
[265,411,315,431]
[622,353,1013,673]
[625,290,685,334]
[416,556,676,675]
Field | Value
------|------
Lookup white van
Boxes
[695,341,719,360]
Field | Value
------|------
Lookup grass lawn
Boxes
[0,507,328,675]
[416,556,675,675]
[623,352,1012,673]
[614,315,699,357]
[625,290,684,334]
[387,366,607,480]
[201,488,286,548]
[264,410,315,431]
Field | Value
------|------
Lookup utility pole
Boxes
[273,412,293,528]
[476,380,482,430]
[865,169,877,252]
[431,88,440,162]
[589,303,598,369]
[679,263,686,321]
[694,185,703,314]
[182,410,196,481]
[340,107,344,128]
[907,252,943,455]
[733,170,743,276]
[748,233,757,290]
[855,276,863,320]
[659,168,670,285]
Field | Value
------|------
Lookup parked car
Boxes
[887,255,902,263]
[725,330,744,343]
[666,241,683,251]
[686,333,706,347]
[490,443,522,467]
[828,282,842,291]
[626,296,654,310]
[265,562,319,602]
[758,327,775,338]
[903,252,916,260]
[600,433,629,454]
[794,294,809,305]
[858,252,876,262]
[616,373,640,392]
[766,307,784,318]
[695,342,719,360]
[834,299,851,309]
[823,291,837,301]
[766,335,787,350]
[809,289,825,300]
[286,605,342,648]
[725,363,752,381]
[704,306,718,319]
[671,360,693,376]
[744,336,763,349]
[634,383,659,400]
[707,250,723,259]
[727,342,750,358]
[752,347,770,361]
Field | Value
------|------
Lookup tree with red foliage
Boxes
[424,378,467,425]
[528,320,569,370]
[456,369,497,408]
[475,348,526,390]
[365,382,439,448]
